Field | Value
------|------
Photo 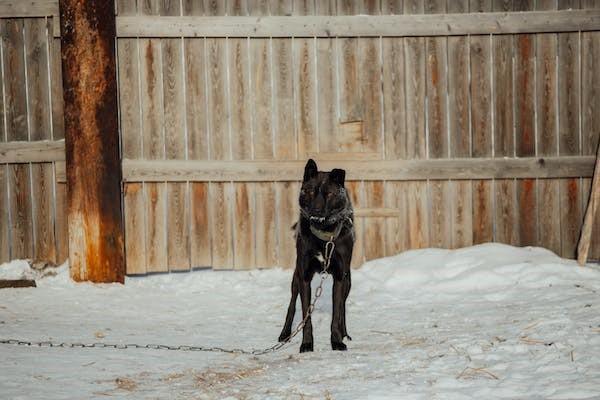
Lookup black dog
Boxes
[278,159,354,352]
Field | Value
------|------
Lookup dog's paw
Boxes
[299,343,314,353]
[331,341,347,351]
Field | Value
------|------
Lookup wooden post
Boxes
[59,0,125,282]
[578,142,600,266]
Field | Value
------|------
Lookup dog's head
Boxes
[299,159,351,227]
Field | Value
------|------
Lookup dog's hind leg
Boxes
[278,271,300,342]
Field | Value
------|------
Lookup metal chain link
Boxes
[0,237,336,356]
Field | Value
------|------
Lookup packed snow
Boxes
[1,243,600,399]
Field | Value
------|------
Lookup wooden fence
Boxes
[0,0,599,273]
[0,13,67,265]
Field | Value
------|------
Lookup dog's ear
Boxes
[303,159,318,182]
[330,168,346,186]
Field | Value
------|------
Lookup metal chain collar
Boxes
[0,238,336,356]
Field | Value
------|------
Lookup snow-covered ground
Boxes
[1,244,600,399]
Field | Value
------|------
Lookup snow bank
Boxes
[358,243,600,293]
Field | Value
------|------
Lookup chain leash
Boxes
[0,237,336,356]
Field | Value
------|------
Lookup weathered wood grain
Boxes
[2,19,33,259]
[183,2,211,269]
[470,0,493,245]
[364,181,386,261]
[558,0,582,259]
[384,181,409,256]
[121,156,597,182]
[118,0,145,274]
[382,36,406,159]
[536,0,561,255]
[0,1,58,18]
[294,3,316,158]
[162,0,190,272]
[116,11,600,37]
[140,1,167,273]
[347,180,365,268]
[0,166,8,262]
[206,1,233,269]
[0,140,64,163]
[336,0,361,140]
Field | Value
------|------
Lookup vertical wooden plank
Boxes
[272,38,294,159]
[336,0,361,134]
[118,0,145,274]
[404,0,425,160]
[384,181,409,256]
[513,0,537,247]
[470,0,493,244]
[425,0,447,160]
[407,180,429,249]
[359,1,386,259]
[451,180,473,248]
[558,0,582,259]
[382,36,406,160]
[273,0,295,268]
[425,0,450,249]
[123,183,145,273]
[161,0,190,271]
[0,166,8,262]
[49,23,67,262]
[140,1,167,272]
[492,0,518,247]
[381,2,407,256]
[382,12,407,255]
[347,180,365,268]
[226,1,255,269]
[183,0,211,268]
[448,0,473,249]
[294,1,316,157]
[24,18,56,262]
[404,0,429,249]
[316,16,337,152]
[0,37,7,262]
[536,0,561,255]
[276,181,299,268]
[207,1,233,269]
[2,19,33,259]
[358,0,383,154]
[250,42,273,158]
[248,1,277,268]
[255,182,278,267]
[364,181,385,260]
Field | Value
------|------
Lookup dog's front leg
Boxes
[341,270,352,341]
[299,273,314,353]
[331,276,347,351]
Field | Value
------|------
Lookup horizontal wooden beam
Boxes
[354,208,402,218]
[116,10,600,38]
[0,0,58,18]
[0,140,65,163]
[73,157,596,183]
